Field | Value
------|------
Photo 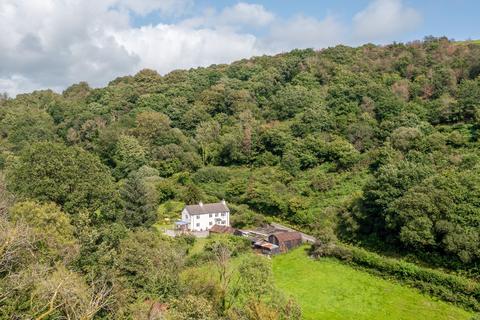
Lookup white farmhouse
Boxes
[180,200,230,232]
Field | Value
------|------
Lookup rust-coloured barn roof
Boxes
[184,201,229,215]
[210,224,236,234]
[271,231,302,243]
[254,240,279,250]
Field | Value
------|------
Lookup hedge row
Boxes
[312,243,480,311]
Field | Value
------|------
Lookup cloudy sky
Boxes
[1,0,479,96]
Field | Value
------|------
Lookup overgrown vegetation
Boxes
[1,36,480,318]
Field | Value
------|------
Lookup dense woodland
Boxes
[1,36,480,318]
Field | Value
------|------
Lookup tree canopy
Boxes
[1,37,480,317]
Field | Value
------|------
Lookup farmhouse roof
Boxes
[271,231,302,243]
[184,201,229,215]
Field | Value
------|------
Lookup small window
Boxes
[196,215,200,219]
[196,223,200,227]
[209,221,213,226]
[209,214,212,218]
[215,213,219,217]
[221,213,225,217]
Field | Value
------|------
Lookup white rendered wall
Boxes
[183,211,230,231]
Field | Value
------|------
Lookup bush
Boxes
[229,204,266,229]
[167,295,217,320]
[177,234,197,247]
[204,234,251,257]
[192,166,229,184]
[186,251,214,267]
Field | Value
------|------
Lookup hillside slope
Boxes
[1,37,480,318]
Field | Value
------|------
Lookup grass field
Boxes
[455,39,480,46]
[273,247,473,320]
[465,40,480,44]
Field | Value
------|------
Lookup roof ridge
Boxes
[184,201,230,215]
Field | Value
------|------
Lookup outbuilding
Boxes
[268,232,302,253]
[253,240,280,255]
[209,224,237,235]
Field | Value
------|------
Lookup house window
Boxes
[186,214,189,219]
[196,223,200,227]
[209,214,212,218]
[196,215,200,219]
[221,213,225,217]
[215,213,219,217]
[209,222,213,226]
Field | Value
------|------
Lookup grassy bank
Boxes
[273,247,473,320]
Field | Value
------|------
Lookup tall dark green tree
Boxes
[121,173,157,228]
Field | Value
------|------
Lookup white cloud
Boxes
[0,0,423,96]
[180,2,274,30]
[0,0,269,96]
[0,75,58,97]
[112,24,260,73]
[112,0,193,16]
[353,0,422,41]
[219,2,275,28]
[0,0,138,95]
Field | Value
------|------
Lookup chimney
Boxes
[221,199,226,205]
[199,201,203,207]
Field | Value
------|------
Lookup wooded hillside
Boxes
[1,36,480,318]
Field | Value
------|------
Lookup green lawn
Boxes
[273,247,473,320]
[152,223,173,233]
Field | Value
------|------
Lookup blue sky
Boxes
[1,0,479,95]
[133,0,480,41]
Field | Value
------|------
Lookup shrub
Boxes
[204,235,251,257]
[229,205,267,229]
[177,234,197,247]
[192,166,229,184]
